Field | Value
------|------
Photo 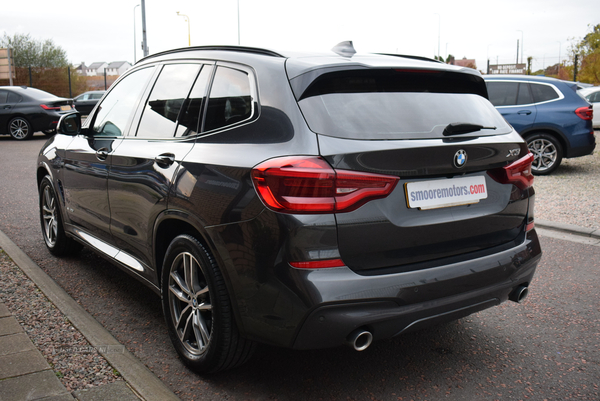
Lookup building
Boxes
[448,56,477,70]
[106,61,132,76]
[73,62,87,75]
[86,62,108,76]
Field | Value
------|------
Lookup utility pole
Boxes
[141,0,149,57]
[516,39,519,64]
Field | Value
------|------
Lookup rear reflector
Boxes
[575,106,593,120]
[289,259,345,269]
[526,221,535,232]
[488,153,534,190]
[251,156,399,214]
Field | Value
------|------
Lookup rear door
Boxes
[486,80,537,133]
[294,69,531,274]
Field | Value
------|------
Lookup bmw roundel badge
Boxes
[454,149,467,168]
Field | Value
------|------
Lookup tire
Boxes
[525,132,563,175]
[9,117,33,140]
[39,176,83,256]
[162,234,255,373]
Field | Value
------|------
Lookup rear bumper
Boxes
[291,229,541,350]
[566,141,595,158]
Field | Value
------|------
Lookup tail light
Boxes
[251,156,399,214]
[487,153,534,190]
[289,259,345,269]
[40,104,61,111]
[575,106,593,120]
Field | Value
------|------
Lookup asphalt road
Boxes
[1,134,599,400]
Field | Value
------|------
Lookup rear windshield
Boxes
[296,70,511,140]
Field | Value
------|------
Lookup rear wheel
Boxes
[39,176,83,256]
[526,132,563,175]
[162,234,255,373]
[9,117,33,140]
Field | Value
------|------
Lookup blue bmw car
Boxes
[484,75,595,174]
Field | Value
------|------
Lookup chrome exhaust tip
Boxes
[509,285,529,303]
[345,329,373,351]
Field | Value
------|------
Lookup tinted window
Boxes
[136,64,201,138]
[0,91,7,104]
[91,93,104,100]
[487,82,519,106]
[92,67,154,137]
[204,67,252,132]
[7,92,21,103]
[298,70,510,140]
[175,65,213,137]
[587,91,600,103]
[516,83,533,105]
[530,83,559,103]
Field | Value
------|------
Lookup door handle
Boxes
[517,110,532,115]
[96,148,109,161]
[155,153,175,168]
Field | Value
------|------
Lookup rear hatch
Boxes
[291,65,531,274]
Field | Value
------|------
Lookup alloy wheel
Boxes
[528,138,557,173]
[41,185,58,247]
[168,252,212,355]
[10,118,30,139]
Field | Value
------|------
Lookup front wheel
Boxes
[39,176,83,256]
[525,133,563,175]
[9,117,33,140]
[161,234,255,373]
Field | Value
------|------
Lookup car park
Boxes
[484,75,595,175]
[578,86,600,129]
[37,44,542,373]
[73,90,105,115]
[0,86,74,140]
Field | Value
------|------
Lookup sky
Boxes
[1,0,597,73]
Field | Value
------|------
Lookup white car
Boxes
[579,87,600,129]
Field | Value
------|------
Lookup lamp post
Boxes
[434,13,440,60]
[517,30,523,64]
[176,12,191,46]
[133,4,140,63]
[141,0,148,57]
[557,41,561,74]
[237,0,240,45]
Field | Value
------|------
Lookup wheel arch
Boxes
[519,126,568,154]
[153,211,247,333]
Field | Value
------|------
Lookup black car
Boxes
[37,44,542,373]
[0,86,74,140]
[73,90,105,115]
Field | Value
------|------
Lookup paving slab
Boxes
[0,370,73,401]
[0,332,36,356]
[0,303,10,318]
[0,316,22,336]
[73,380,141,401]
[0,349,51,380]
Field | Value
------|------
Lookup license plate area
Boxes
[405,176,488,210]
[60,105,72,111]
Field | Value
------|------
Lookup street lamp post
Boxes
[141,0,149,57]
[133,4,140,63]
[176,12,191,46]
[557,41,561,74]
[434,13,440,60]
[517,30,523,64]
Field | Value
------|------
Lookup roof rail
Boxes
[138,45,285,64]
[374,53,442,64]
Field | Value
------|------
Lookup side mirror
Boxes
[57,112,82,136]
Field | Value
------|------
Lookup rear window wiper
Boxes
[443,123,496,136]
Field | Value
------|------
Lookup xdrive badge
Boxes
[454,149,467,168]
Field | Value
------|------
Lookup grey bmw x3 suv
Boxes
[37,43,542,373]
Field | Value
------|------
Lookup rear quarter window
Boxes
[530,83,560,103]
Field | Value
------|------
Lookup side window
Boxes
[516,83,533,105]
[136,63,201,138]
[0,91,7,104]
[204,66,253,132]
[530,83,559,103]
[588,92,600,103]
[7,92,20,103]
[175,65,213,137]
[91,93,104,100]
[487,82,519,106]
[92,67,154,137]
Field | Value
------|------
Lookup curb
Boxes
[536,219,600,240]
[0,229,180,401]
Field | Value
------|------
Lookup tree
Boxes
[0,33,68,68]
[568,24,600,84]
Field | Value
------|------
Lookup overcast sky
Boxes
[2,0,597,73]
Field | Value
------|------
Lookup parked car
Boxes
[0,86,73,140]
[484,75,595,175]
[578,86,600,129]
[38,44,541,373]
[73,90,105,115]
